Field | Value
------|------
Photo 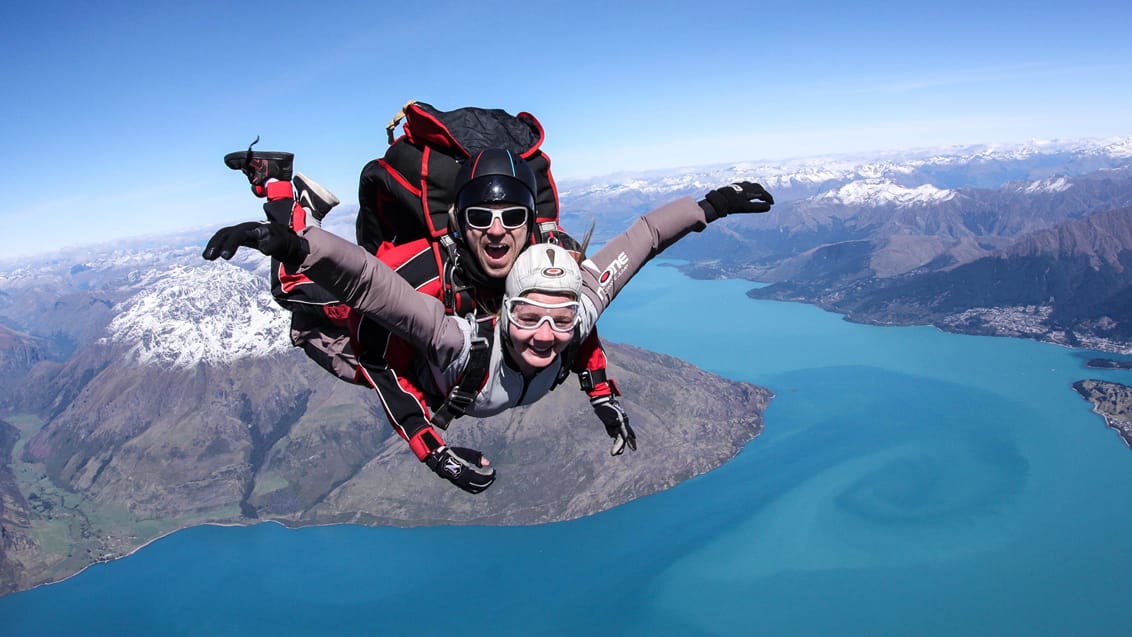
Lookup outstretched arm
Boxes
[576,182,774,334]
[203,223,470,373]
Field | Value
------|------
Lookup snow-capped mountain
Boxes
[1017,177,1073,195]
[102,263,291,367]
[0,232,287,368]
[812,179,957,206]
[0,208,362,370]
[556,135,1132,225]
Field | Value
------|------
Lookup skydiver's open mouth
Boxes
[484,244,510,261]
[527,343,555,358]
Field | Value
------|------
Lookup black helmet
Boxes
[455,148,537,214]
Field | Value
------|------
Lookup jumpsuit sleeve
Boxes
[576,197,710,336]
[292,226,469,373]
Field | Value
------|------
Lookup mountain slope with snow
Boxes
[102,264,290,367]
[557,135,1132,207]
[813,179,956,206]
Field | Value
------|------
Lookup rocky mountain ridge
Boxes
[557,136,1132,239]
[673,164,1132,281]
[643,154,1132,353]
[749,203,1132,352]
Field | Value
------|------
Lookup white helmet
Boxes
[505,244,581,299]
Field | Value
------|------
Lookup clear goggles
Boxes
[504,297,581,333]
[463,205,530,230]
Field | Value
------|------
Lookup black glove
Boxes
[699,182,775,222]
[592,395,637,456]
[263,197,296,226]
[201,221,309,265]
[425,446,496,494]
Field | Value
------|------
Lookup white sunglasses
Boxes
[463,206,530,230]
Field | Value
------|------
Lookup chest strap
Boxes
[430,318,494,430]
[550,340,581,391]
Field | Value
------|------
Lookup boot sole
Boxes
[223,150,295,170]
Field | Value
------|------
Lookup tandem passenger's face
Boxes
[462,203,530,279]
[505,291,578,376]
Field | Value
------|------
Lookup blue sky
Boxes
[3,0,1131,260]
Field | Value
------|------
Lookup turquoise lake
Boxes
[3,261,1132,636]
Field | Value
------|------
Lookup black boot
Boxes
[223,137,294,197]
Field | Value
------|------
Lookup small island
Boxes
[1085,358,1132,370]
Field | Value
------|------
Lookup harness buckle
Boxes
[577,367,608,392]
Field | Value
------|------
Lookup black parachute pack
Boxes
[355,101,564,314]
[350,101,578,428]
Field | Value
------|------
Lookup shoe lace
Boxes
[240,136,265,181]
